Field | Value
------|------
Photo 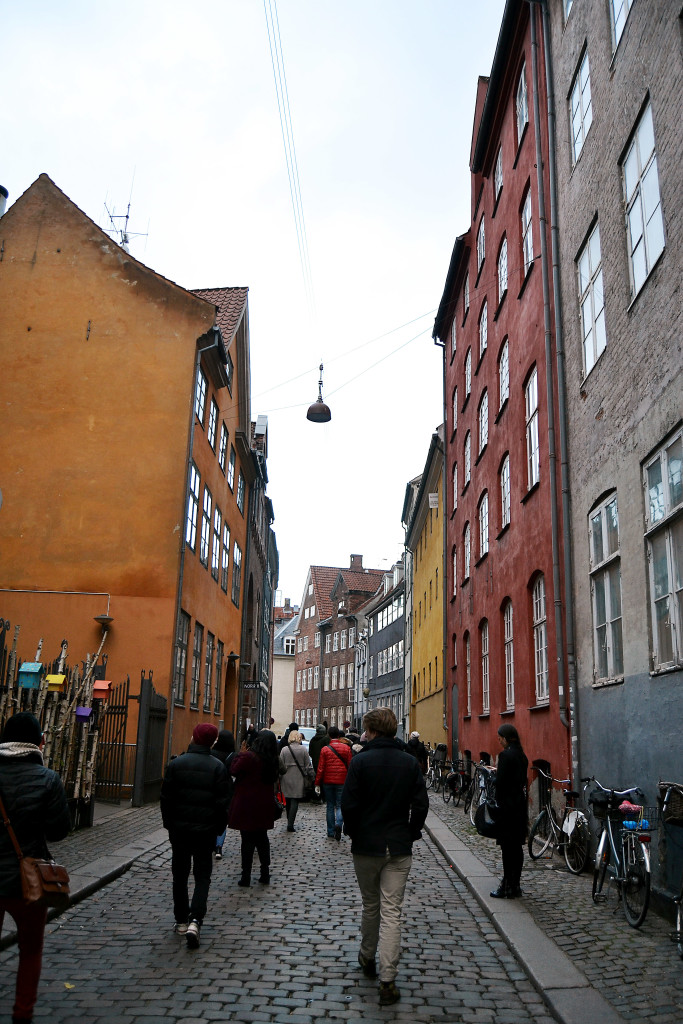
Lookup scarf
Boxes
[0,742,44,763]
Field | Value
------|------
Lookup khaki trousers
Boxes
[352,851,412,983]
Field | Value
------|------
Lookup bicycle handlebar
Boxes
[584,775,644,798]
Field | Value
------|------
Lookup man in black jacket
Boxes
[160,723,230,949]
[341,708,428,1007]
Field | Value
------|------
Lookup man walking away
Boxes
[308,724,329,774]
[314,725,351,840]
[406,731,428,774]
[160,723,230,949]
[341,707,428,1006]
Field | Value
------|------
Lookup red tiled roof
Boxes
[310,564,384,620]
[340,569,384,592]
[192,287,248,341]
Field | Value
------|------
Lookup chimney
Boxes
[0,187,8,217]
[350,554,363,570]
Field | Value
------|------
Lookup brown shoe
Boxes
[379,981,401,1006]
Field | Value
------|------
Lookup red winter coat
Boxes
[315,740,352,786]
[228,750,277,831]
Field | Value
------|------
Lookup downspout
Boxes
[527,3,569,742]
[167,332,222,761]
[538,0,579,787]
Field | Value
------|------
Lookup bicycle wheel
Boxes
[676,899,683,960]
[528,810,553,859]
[592,830,610,902]
[563,812,590,874]
[442,779,452,803]
[463,780,474,815]
[452,774,465,808]
[469,776,482,826]
[621,835,650,928]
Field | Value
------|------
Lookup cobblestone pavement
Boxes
[1,802,557,1024]
[430,796,683,1024]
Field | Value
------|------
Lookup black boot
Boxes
[490,879,509,898]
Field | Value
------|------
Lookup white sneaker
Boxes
[186,919,200,949]
[173,921,188,935]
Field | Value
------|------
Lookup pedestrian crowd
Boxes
[0,709,529,1018]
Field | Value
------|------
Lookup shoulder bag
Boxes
[0,790,70,910]
[474,795,500,840]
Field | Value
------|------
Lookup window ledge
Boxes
[475,444,487,466]
[517,260,535,300]
[592,676,624,689]
[450,428,457,444]
[500,708,515,716]
[529,701,550,712]
[463,714,472,721]
[462,480,470,497]
[497,522,510,541]
[649,663,683,678]
[478,713,490,720]
[450,508,457,520]
[494,291,507,320]
[461,393,470,414]
[462,308,470,329]
[462,575,470,587]
[475,348,487,375]
[521,481,540,504]
[450,595,458,604]
[513,122,529,169]
[174,700,186,708]
[450,348,457,367]
[492,189,502,219]
[475,261,485,288]
[495,397,509,424]
[475,551,489,569]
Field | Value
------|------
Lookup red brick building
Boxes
[433,0,573,792]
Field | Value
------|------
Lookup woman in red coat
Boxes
[228,729,279,886]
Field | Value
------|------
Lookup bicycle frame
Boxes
[590,777,652,928]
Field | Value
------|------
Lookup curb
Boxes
[0,827,168,951]
[425,810,626,1024]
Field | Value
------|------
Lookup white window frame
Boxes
[522,190,534,275]
[452,546,457,597]
[465,634,471,716]
[499,337,510,408]
[589,494,624,682]
[498,238,508,304]
[325,634,331,653]
[324,668,330,691]
[452,387,458,434]
[451,317,457,358]
[464,522,471,580]
[504,601,515,709]
[333,632,339,651]
[200,486,212,567]
[479,491,489,558]
[622,102,665,299]
[610,0,633,51]
[452,463,458,510]
[525,368,540,489]
[516,63,528,143]
[644,429,683,669]
[186,463,200,551]
[501,454,511,529]
[208,398,218,450]
[476,217,485,272]
[465,348,472,398]
[570,50,593,164]
[479,300,488,359]
[533,575,549,703]
[481,620,489,714]
[494,147,503,201]
[478,390,488,454]
[464,431,471,486]
[464,273,470,317]
[314,666,320,688]
[578,221,606,376]
[195,369,207,425]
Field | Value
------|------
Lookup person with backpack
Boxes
[314,725,351,840]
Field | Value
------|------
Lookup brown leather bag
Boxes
[0,791,70,910]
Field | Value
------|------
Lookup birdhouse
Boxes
[46,674,67,693]
[75,706,93,723]
[93,679,112,700]
[17,663,42,689]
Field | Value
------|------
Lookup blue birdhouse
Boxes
[17,663,42,689]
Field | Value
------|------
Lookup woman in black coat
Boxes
[490,723,528,899]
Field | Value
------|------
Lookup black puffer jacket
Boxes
[494,742,529,845]
[0,747,71,898]
[160,744,230,838]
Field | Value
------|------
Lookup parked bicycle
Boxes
[658,780,683,959]
[464,761,496,826]
[442,759,468,805]
[527,766,590,874]
[587,775,658,928]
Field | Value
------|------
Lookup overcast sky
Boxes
[4,0,506,604]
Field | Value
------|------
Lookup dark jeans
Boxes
[500,839,524,888]
[240,829,270,878]
[285,797,299,827]
[170,832,214,924]
[0,897,48,1021]
[325,782,344,836]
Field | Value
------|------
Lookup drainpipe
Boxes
[167,330,223,761]
[527,3,570,748]
[537,0,579,787]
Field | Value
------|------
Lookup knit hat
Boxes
[192,723,218,747]
[410,731,420,740]
[1,712,42,746]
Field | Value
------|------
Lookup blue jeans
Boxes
[325,783,344,836]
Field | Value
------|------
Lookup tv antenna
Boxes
[103,173,148,253]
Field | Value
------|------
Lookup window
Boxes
[610,0,633,50]
[231,542,242,606]
[332,667,338,690]
[303,635,309,651]
[208,399,218,450]
[570,50,593,163]
[479,492,489,558]
[195,369,207,425]
[465,633,471,716]
[501,454,511,529]
[481,620,489,713]
[525,368,540,488]
[476,217,485,272]
[341,630,347,650]
[296,671,301,693]
[533,575,549,702]
[236,472,245,514]
[214,640,224,713]
[499,338,509,408]
[452,387,458,433]
[479,300,488,359]
[349,626,356,646]
[623,102,665,298]
[339,664,346,688]
[348,663,354,687]
[227,446,236,490]
[308,668,313,689]
[204,632,214,711]
[522,190,534,275]
[324,668,330,691]
[190,622,203,707]
[464,273,470,317]
[452,463,458,510]
[464,432,471,486]
[221,524,230,592]
[644,430,683,668]
[494,147,503,201]
[284,637,295,655]
[211,507,221,581]
[589,494,624,681]
[452,546,457,596]
[325,634,331,653]
[314,666,319,688]
[451,316,457,358]
[504,601,514,708]
[185,463,200,551]
[314,631,321,648]
[498,238,508,303]
[478,391,488,454]
[516,63,528,143]
[465,348,472,398]
[565,0,573,19]
[578,222,606,375]
[226,350,234,392]
[173,610,190,704]
[199,487,211,567]
[218,423,228,472]
[464,522,471,579]
[333,632,339,652]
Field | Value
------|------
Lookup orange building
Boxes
[0,174,261,756]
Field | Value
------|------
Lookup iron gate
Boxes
[132,671,168,806]
[95,676,131,804]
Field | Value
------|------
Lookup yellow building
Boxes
[402,427,446,749]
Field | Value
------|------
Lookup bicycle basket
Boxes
[589,790,610,819]
[617,805,659,831]
[658,784,683,827]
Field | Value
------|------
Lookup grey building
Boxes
[547,0,682,894]
[363,562,406,740]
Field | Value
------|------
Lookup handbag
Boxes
[0,791,70,910]
[474,796,500,840]
[286,746,315,799]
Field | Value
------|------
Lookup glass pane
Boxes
[591,511,604,565]
[623,143,639,202]
[672,518,683,591]
[611,617,624,676]
[638,104,655,165]
[594,575,606,626]
[652,531,669,599]
[632,235,647,294]
[597,625,608,679]
[609,563,622,617]
[647,457,664,522]
[578,248,590,294]
[667,437,683,510]
[606,498,619,555]
[656,595,673,664]
[589,225,601,275]
[641,158,661,224]
[595,306,606,360]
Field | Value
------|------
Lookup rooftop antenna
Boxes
[103,172,147,252]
